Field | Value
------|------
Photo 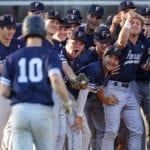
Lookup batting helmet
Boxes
[22,15,45,39]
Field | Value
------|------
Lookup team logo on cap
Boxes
[70,14,75,20]
[78,32,83,37]
[114,47,118,51]
[55,11,59,16]
[10,17,14,23]
[95,6,100,12]
[72,9,77,14]
[146,7,150,13]
[126,1,130,6]
[102,31,107,37]
[35,2,40,8]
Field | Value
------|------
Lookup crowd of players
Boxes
[0,0,149,150]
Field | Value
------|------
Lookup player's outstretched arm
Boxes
[49,73,72,113]
[62,62,76,80]
[0,83,12,99]
[0,84,11,147]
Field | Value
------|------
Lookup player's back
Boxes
[5,46,61,105]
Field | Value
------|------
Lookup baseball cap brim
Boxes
[70,37,86,44]
[95,38,112,43]
[88,12,103,18]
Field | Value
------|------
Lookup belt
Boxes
[136,80,150,84]
[113,81,129,88]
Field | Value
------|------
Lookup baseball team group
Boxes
[0,0,149,150]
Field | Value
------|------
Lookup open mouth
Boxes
[73,49,79,54]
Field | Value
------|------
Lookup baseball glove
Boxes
[70,73,89,89]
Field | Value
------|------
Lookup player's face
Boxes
[66,39,85,59]
[45,18,60,35]
[103,55,120,71]
[130,18,143,35]
[0,26,16,41]
[94,40,111,56]
[119,8,133,26]
[54,26,69,42]
[87,14,102,30]
[68,24,80,35]
[143,15,150,26]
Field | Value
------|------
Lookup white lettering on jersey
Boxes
[124,50,142,65]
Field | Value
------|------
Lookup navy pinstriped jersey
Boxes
[72,48,100,73]
[0,38,25,66]
[79,26,95,50]
[135,38,150,81]
[77,61,105,88]
[111,40,147,82]
[1,46,62,106]
[43,39,62,54]
[14,23,22,38]
[59,48,81,98]
[77,61,110,99]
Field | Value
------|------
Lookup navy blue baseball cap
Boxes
[68,31,86,43]
[118,0,136,12]
[94,25,112,43]
[60,18,70,27]
[0,15,16,27]
[105,45,121,58]
[66,8,83,19]
[66,14,81,25]
[28,1,45,12]
[45,10,61,21]
[88,4,104,18]
[140,6,150,16]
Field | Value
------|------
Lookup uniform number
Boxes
[18,58,43,83]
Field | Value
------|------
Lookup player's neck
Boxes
[46,34,54,45]
[85,26,94,35]
[129,34,139,45]
[26,37,42,47]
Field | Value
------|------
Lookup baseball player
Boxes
[66,14,81,36]
[66,8,83,24]
[79,4,104,50]
[133,5,150,149]
[59,30,91,150]
[0,14,25,149]
[44,10,62,53]
[53,17,70,48]
[0,15,24,74]
[0,15,72,150]
[109,0,136,40]
[101,10,146,150]
[14,1,46,38]
[72,25,120,150]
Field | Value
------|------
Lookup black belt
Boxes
[113,81,129,88]
[136,80,149,84]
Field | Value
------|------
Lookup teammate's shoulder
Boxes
[79,26,85,32]
[8,46,25,59]
[11,38,25,48]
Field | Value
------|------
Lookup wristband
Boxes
[124,20,131,29]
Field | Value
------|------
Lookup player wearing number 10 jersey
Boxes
[0,15,71,150]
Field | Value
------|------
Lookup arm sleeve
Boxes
[0,56,13,86]
[47,52,62,75]
[76,89,89,117]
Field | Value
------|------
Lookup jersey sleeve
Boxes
[1,56,14,86]
[47,51,62,76]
